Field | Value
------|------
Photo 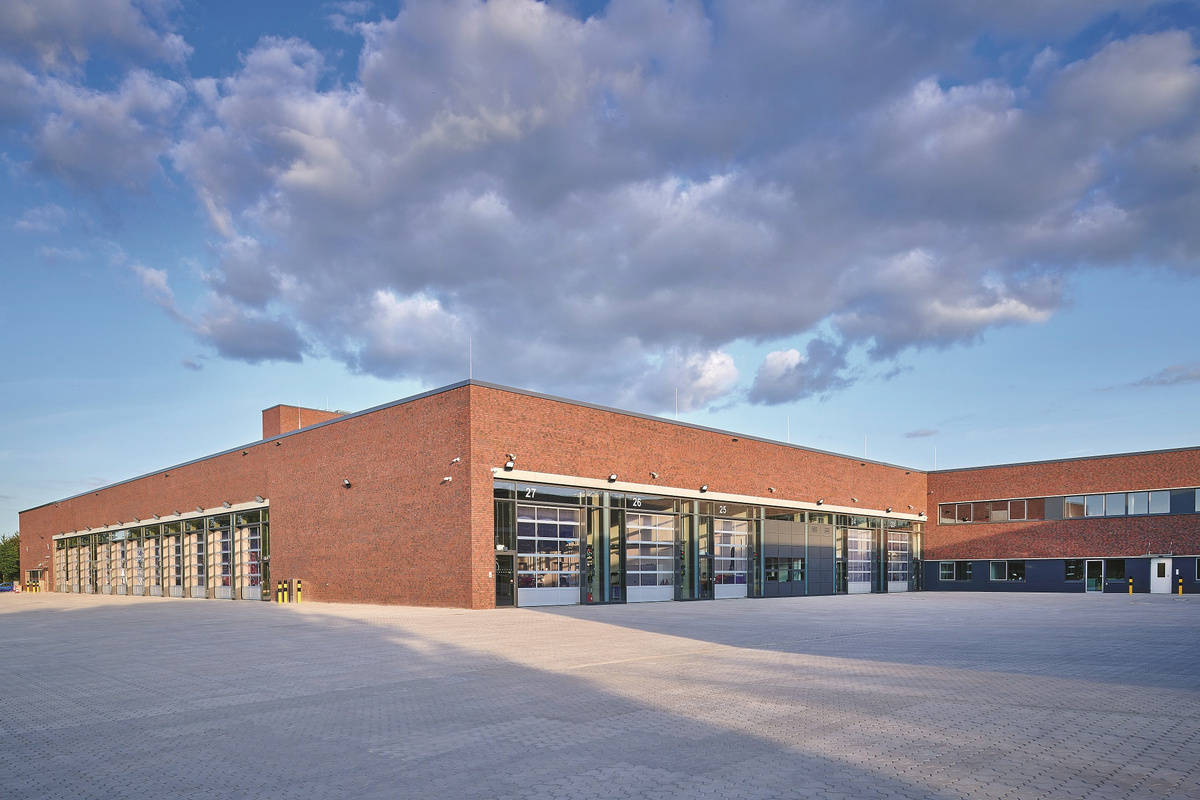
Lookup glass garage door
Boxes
[847,529,872,594]
[714,518,749,599]
[626,513,675,602]
[516,504,581,606]
[886,531,909,593]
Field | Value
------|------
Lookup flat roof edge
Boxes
[20,380,473,515]
[929,443,1200,474]
[466,380,923,472]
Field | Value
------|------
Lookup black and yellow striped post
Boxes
[295,579,302,603]
[1180,577,1185,596]
[275,580,284,603]
[1128,577,1133,595]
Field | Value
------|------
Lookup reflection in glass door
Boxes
[1085,559,1103,592]
[847,529,872,594]
[713,518,749,599]
[626,513,675,602]
[886,531,910,593]
[515,504,581,606]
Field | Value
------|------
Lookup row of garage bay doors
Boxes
[493,482,919,607]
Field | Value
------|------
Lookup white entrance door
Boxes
[1150,558,1172,594]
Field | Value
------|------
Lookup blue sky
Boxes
[3,1,1199,533]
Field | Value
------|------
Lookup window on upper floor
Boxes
[1149,490,1170,514]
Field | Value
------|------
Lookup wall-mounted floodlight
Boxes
[503,459,515,470]
[342,479,351,488]
[699,485,709,493]
[650,471,658,479]
[132,517,139,523]
[608,473,618,483]
[451,457,461,464]
[850,497,858,503]
[255,495,265,503]
[152,514,160,520]
[195,506,203,513]
[241,450,248,456]
[768,487,776,493]
[442,476,453,483]
[816,498,824,505]
[222,501,232,508]
[918,511,926,517]
[174,510,180,516]
[907,504,913,510]
[886,507,893,513]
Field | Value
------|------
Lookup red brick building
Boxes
[18,381,1200,606]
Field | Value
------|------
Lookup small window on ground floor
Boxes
[990,560,1025,581]
[940,561,954,581]
[1105,559,1126,580]
[1196,557,1200,580]
[1064,559,1084,581]
[956,561,972,581]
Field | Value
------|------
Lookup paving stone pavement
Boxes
[1,592,1198,799]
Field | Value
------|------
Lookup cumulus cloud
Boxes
[0,0,190,72]
[8,0,1200,412]
[749,339,851,405]
[33,69,186,191]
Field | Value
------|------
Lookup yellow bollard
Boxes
[275,580,284,603]
[1128,577,1133,595]
[1180,577,1184,596]
[295,579,302,603]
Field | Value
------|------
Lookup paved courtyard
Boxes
[2,592,1198,800]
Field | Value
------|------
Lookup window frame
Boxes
[939,561,955,581]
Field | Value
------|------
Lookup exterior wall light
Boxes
[195,506,203,513]
[342,479,351,488]
[650,472,658,479]
[816,498,824,505]
[152,514,160,520]
[451,457,461,464]
[255,495,264,503]
[768,487,776,493]
[850,497,858,503]
[699,485,708,493]
[608,473,618,483]
[886,507,893,513]
[222,501,232,508]
[442,476,453,483]
[174,510,180,516]
[503,459,515,470]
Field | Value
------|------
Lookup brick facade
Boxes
[18,380,1200,606]
[926,449,1200,560]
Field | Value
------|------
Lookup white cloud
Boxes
[7,0,1200,410]
[14,203,68,233]
[749,340,850,405]
[0,0,190,72]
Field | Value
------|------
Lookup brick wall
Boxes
[21,387,474,607]
[261,405,345,438]
[927,448,1200,559]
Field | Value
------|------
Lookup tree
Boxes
[0,533,18,582]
